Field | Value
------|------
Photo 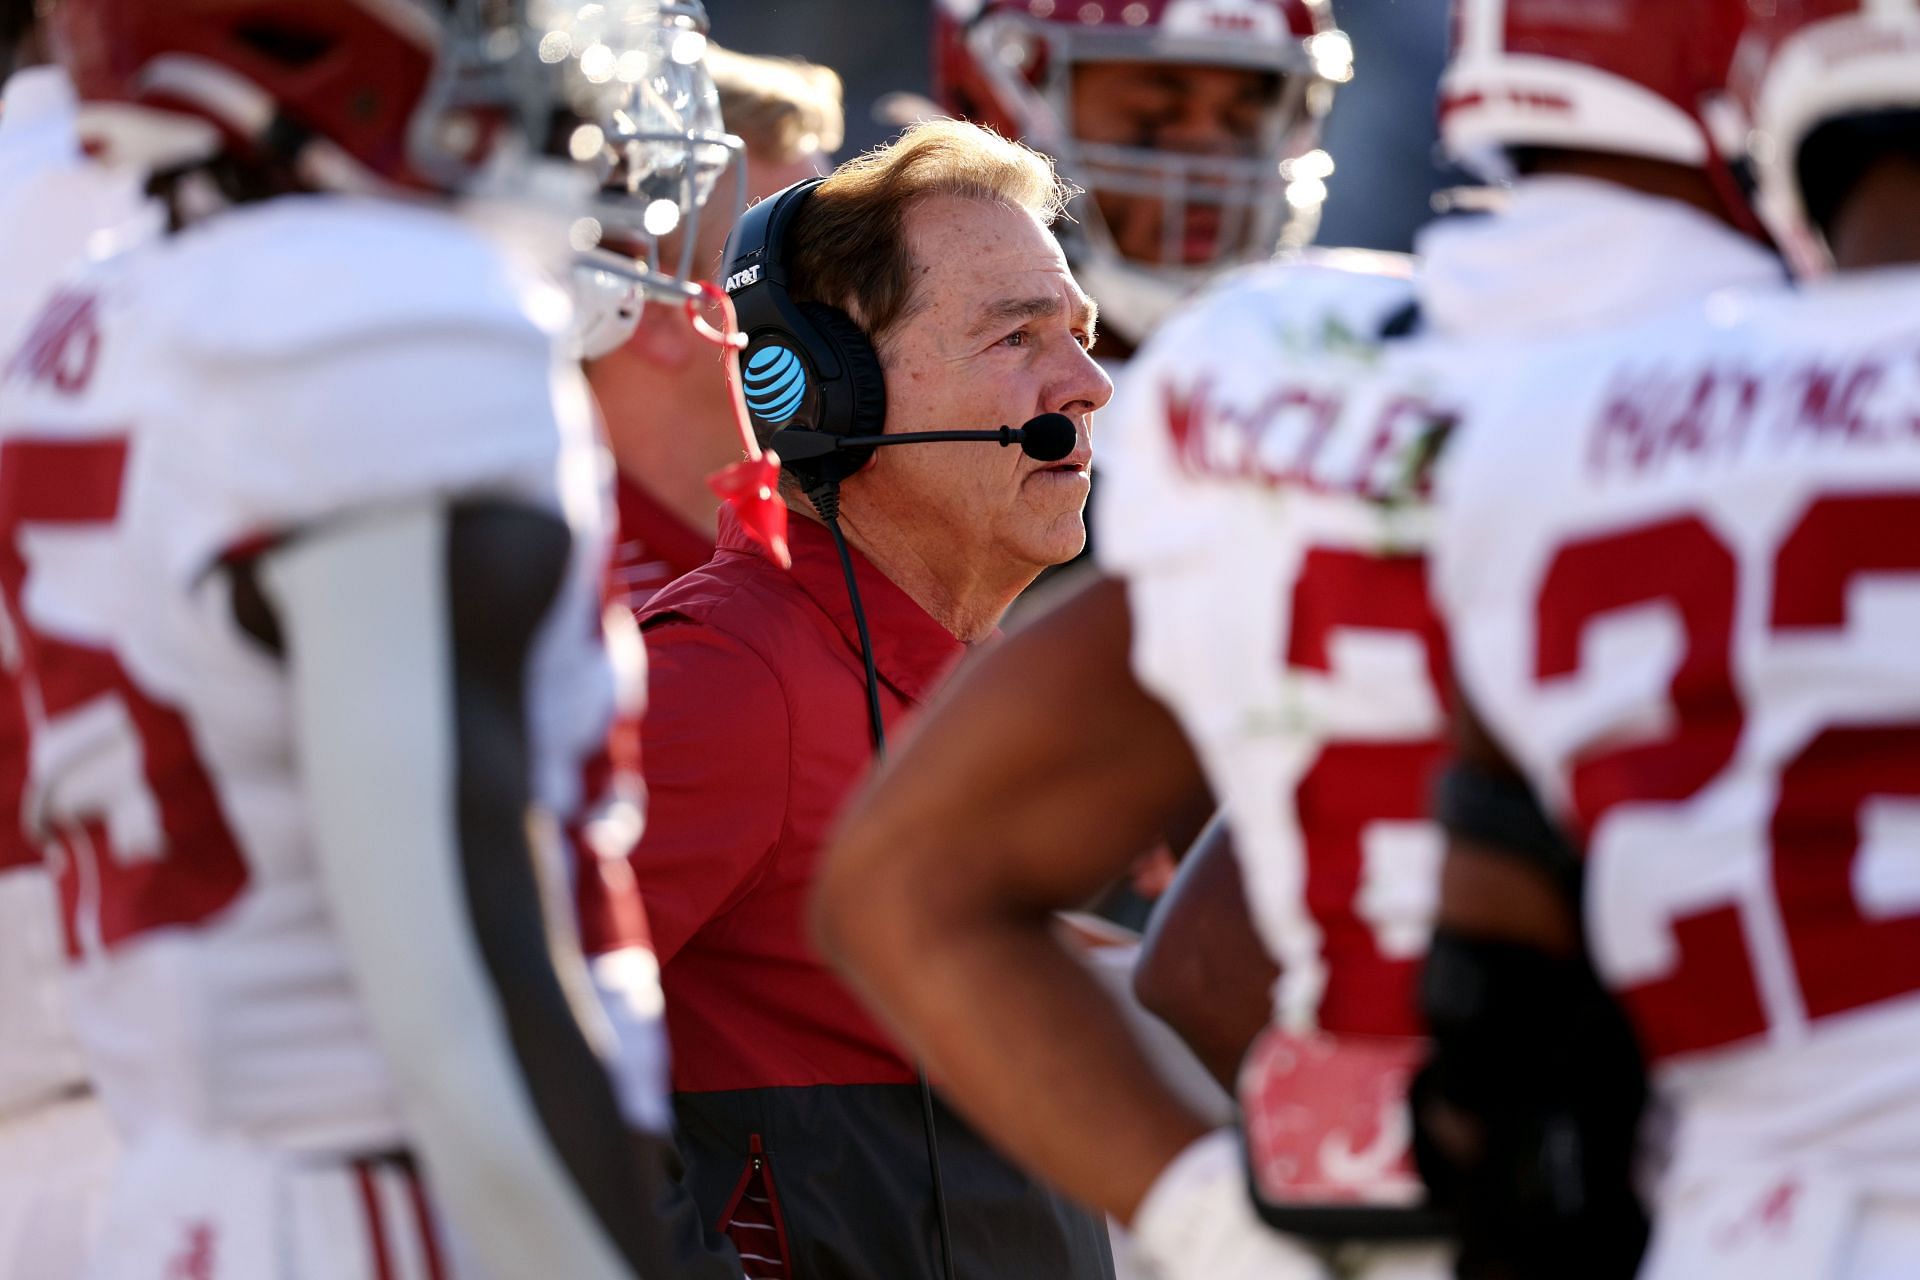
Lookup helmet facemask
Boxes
[430,1,743,353]
[960,7,1346,345]
[534,1,743,303]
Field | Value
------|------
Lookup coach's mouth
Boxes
[1027,459,1090,487]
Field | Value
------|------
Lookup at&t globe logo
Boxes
[743,344,807,425]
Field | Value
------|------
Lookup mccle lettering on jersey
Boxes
[4,290,101,396]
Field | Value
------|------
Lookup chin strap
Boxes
[690,281,791,569]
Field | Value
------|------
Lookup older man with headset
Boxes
[626,118,1115,1280]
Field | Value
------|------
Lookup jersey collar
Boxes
[1416,175,1785,340]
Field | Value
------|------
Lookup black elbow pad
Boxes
[1413,930,1651,1280]
[1433,759,1583,899]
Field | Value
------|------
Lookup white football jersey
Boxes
[0,65,157,1119]
[1434,265,1920,1198]
[1096,180,1782,1212]
[0,192,656,1151]
[1099,180,1783,1036]
[1099,250,1446,1042]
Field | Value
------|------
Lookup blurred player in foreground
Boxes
[934,0,1349,1076]
[587,44,845,611]
[0,4,151,1274]
[1127,1,1788,1269]
[816,3,1780,1279]
[1426,3,1920,1277]
[0,1,740,1276]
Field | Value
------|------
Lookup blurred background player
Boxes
[587,44,846,612]
[818,3,1782,1280]
[0,4,149,1276]
[934,0,1351,360]
[0,1,740,1276]
[1427,2,1920,1278]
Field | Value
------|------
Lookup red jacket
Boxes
[633,507,1114,1280]
[609,472,717,613]
[634,505,967,1092]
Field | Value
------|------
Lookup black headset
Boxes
[721,177,888,488]
[719,177,963,1280]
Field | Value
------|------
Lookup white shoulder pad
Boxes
[132,199,599,585]
[1095,255,1423,583]
[1155,251,1421,352]
[1292,245,1418,281]
[152,196,571,361]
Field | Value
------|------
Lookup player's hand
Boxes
[1130,1129,1333,1280]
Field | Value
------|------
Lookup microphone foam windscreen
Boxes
[1019,413,1077,463]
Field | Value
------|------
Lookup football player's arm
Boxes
[1414,690,1648,1280]
[1132,815,1278,1090]
[815,572,1207,1217]
[817,573,1325,1280]
[257,502,740,1280]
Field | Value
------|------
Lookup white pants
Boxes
[1642,1170,1920,1280]
[0,1091,117,1280]
[86,1129,466,1280]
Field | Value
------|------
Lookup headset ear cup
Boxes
[799,302,887,438]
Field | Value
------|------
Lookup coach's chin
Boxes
[620,119,1118,1280]
[788,126,1108,636]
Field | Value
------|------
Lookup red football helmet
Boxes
[936,0,1349,346]
[1731,0,1920,276]
[51,0,735,211]
[56,0,473,190]
[51,0,741,342]
[1440,0,1751,176]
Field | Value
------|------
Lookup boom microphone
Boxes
[1009,412,1077,462]
[769,412,1079,465]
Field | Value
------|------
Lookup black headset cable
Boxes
[805,477,959,1280]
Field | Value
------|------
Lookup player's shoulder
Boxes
[95,197,594,582]
[146,194,566,363]
[1734,264,1920,351]
[1148,247,1420,358]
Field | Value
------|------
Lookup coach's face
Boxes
[855,195,1110,576]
